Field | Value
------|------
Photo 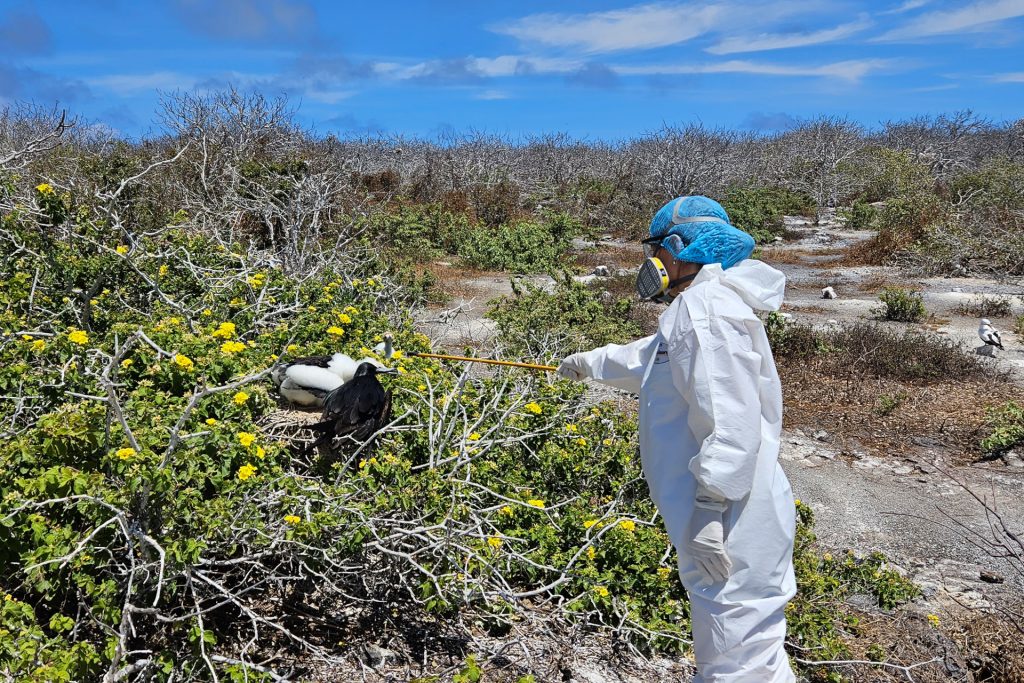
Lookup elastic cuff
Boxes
[695,485,728,512]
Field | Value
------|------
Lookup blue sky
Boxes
[1,0,1023,139]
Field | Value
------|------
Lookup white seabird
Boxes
[978,318,1004,351]
[272,352,359,407]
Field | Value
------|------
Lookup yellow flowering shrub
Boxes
[67,329,89,345]
[211,322,236,339]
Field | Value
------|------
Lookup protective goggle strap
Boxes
[672,215,728,225]
[667,272,698,290]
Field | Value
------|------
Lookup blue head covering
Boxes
[648,196,754,270]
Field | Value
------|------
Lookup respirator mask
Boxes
[636,214,728,303]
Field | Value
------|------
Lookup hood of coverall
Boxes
[690,259,786,312]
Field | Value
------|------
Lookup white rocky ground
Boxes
[409,221,1024,681]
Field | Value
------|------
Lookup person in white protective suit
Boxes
[558,195,797,682]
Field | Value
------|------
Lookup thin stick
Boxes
[410,352,557,372]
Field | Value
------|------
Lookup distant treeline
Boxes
[3,90,1023,273]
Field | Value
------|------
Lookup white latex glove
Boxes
[687,490,732,586]
[557,353,590,382]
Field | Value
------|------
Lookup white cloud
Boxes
[880,0,932,15]
[877,0,1024,40]
[490,2,727,53]
[614,58,895,82]
[87,71,196,95]
[475,89,512,100]
[992,72,1024,82]
[707,17,872,54]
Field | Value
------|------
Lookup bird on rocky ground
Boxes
[272,352,359,407]
[978,318,1004,350]
[304,362,396,458]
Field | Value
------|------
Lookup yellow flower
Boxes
[237,432,256,448]
[576,437,587,446]
[115,245,128,255]
[487,536,502,549]
[467,432,481,441]
[307,306,317,312]
[417,384,427,391]
[583,519,598,529]
[565,423,578,433]
[618,520,636,532]
[115,447,136,460]
[254,445,265,459]
[657,567,672,579]
[526,499,545,509]
[351,279,362,286]
[927,614,940,628]
[205,418,218,426]
[221,340,246,354]
[499,505,514,517]
[794,499,802,507]
[592,586,609,598]
[287,344,299,353]
[337,313,352,324]
[602,438,612,446]
[173,354,194,370]
[212,322,236,339]
[202,308,213,316]
[367,278,376,286]
[21,334,32,341]
[247,273,266,287]
[391,350,403,359]
[284,514,301,524]
[121,358,133,368]
[232,391,249,405]
[237,463,256,481]
[35,182,54,195]
[30,339,46,352]
[158,264,169,277]
[586,546,596,560]
[67,329,89,345]
[326,326,345,337]
[397,366,407,374]
[823,552,833,562]
[524,402,542,415]
[344,306,359,314]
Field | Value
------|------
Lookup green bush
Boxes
[877,287,926,322]
[788,500,920,679]
[839,199,877,229]
[980,402,1024,455]
[457,212,584,273]
[487,273,642,358]
[721,186,815,243]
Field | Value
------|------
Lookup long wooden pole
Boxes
[409,351,557,372]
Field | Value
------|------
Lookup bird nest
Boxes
[257,406,322,449]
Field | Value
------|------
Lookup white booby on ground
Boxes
[978,318,1005,351]
[272,352,359,407]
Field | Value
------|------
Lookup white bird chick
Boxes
[978,318,1004,351]
[373,333,394,359]
[272,352,359,407]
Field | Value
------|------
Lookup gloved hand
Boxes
[687,489,732,586]
[557,353,590,382]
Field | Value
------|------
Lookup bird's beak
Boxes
[378,367,399,375]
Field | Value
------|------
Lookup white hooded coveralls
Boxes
[576,260,796,682]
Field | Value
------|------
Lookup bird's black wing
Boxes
[286,355,332,368]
